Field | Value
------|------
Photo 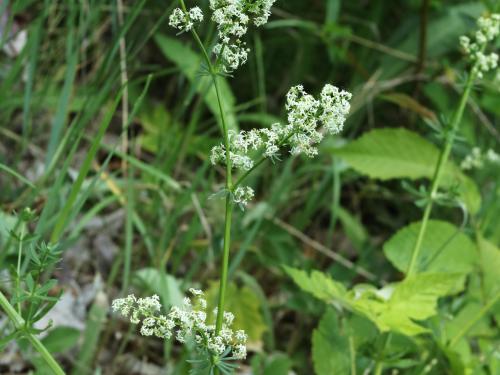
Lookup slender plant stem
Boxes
[449,291,500,348]
[0,291,66,375]
[406,65,477,276]
[16,226,25,313]
[215,195,234,332]
[177,0,234,348]
[117,0,129,173]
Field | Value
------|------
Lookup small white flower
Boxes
[189,288,204,296]
[233,186,255,206]
[111,292,248,362]
[459,14,500,77]
[209,0,275,72]
[189,7,204,23]
[232,343,247,359]
[169,7,203,32]
[486,148,500,162]
[319,84,352,134]
[235,330,248,343]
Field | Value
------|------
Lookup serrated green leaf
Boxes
[286,267,463,336]
[379,273,464,335]
[312,309,350,375]
[477,237,500,301]
[285,266,348,302]
[383,220,476,275]
[335,128,444,180]
[335,128,481,213]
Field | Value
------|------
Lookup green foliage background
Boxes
[0,0,499,374]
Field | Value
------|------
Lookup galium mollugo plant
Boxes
[114,1,352,373]
[405,12,500,277]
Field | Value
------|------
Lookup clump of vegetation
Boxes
[0,1,499,374]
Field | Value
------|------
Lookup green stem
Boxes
[0,291,66,375]
[215,195,234,333]
[16,226,25,313]
[449,291,500,348]
[177,0,234,341]
[406,66,477,277]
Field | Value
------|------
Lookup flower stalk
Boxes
[177,0,235,347]
[407,14,499,276]
[406,67,477,276]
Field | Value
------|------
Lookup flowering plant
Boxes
[113,0,352,373]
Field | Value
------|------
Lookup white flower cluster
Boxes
[209,0,277,72]
[461,147,500,170]
[210,84,351,205]
[169,6,204,33]
[233,186,255,206]
[459,14,500,78]
[112,290,248,360]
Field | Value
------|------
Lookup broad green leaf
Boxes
[335,128,481,213]
[154,34,238,131]
[312,309,350,375]
[286,267,463,336]
[446,302,493,345]
[206,282,267,347]
[134,268,183,308]
[383,220,476,275]
[335,128,444,180]
[381,273,464,335]
[477,237,500,301]
[262,353,293,375]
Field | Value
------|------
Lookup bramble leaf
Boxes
[312,309,350,375]
[286,267,463,336]
[383,220,476,275]
[334,128,481,213]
